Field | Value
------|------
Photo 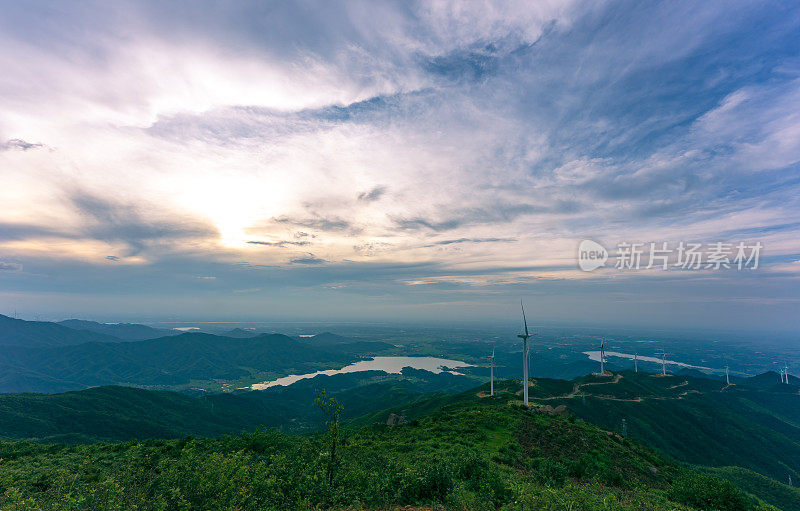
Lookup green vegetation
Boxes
[0,365,797,509]
[704,467,800,511]
[0,368,476,442]
[0,390,776,510]
[525,371,800,483]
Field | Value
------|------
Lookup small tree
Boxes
[315,388,344,486]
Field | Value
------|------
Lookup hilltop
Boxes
[0,315,117,348]
[0,389,777,510]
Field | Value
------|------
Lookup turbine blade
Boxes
[521,300,529,336]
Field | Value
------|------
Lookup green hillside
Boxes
[704,467,800,511]
[0,368,477,442]
[516,371,800,483]
[0,315,117,348]
[2,370,798,508]
[349,372,800,509]
[0,392,775,511]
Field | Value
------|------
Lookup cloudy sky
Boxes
[1,1,799,331]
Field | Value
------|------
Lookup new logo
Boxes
[578,239,608,271]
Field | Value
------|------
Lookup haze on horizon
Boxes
[1,1,799,332]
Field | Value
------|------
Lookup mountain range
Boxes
[0,315,400,393]
[0,332,364,393]
[57,319,179,340]
[1,375,795,511]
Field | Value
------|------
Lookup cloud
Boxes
[0,0,799,328]
[0,261,22,271]
[69,191,217,256]
[393,204,541,232]
[246,240,310,247]
[0,138,43,151]
[433,237,516,245]
[357,186,387,202]
[290,255,327,265]
[273,215,352,232]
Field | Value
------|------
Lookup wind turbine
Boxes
[780,365,786,384]
[785,362,790,384]
[655,351,668,375]
[599,338,606,374]
[518,302,534,407]
[725,364,730,385]
[488,347,495,396]
[634,352,639,373]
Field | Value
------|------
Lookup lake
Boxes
[250,356,473,390]
[583,350,712,370]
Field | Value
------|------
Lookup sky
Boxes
[1,1,799,331]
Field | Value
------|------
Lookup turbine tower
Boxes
[725,364,730,385]
[634,352,638,373]
[785,362,790,384]
[780,365,786,384]
[656,351,668,375]
[599,338,606,374]
[488,347,495,396]
[518,302,534,407]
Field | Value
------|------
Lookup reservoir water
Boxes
[583,351,712,370]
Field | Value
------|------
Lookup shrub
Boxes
[670,471,758,511]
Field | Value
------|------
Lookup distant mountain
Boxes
[301,332,353,345]
[296,332,397,354]
[58,319,178,340]
[222,327,258,338]
[0,332,355,393]
[0,314,118,347]
[737,370,799,388]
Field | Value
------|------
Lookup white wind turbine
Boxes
[634,352,638,373]
[785,362,790,384]
[725,364,730,385]
[599,338,607,374]
[655,351,668,375]
[518,302,534,407]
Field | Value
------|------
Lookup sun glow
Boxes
[172,174,287,249]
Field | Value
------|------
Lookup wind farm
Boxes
[2,0,799,509]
